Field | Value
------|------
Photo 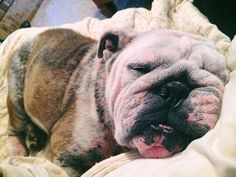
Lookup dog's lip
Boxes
[127,120,174,141]
[131,133,174,158]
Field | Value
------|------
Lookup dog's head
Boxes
[98,29,229,158]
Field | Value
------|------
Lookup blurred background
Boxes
[0,0,107,42]
[0,0,235,42]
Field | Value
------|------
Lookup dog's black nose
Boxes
[159,81,189,108]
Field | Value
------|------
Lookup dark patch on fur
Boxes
[7,43,32,133]
[25,122,48,153]
[57,143,127,175]
[60,46,97,112]
[57,147,105,174]
[94,59,106,124]
[40,41,93,70]
[142,128,157,145]
[162,130,192,152]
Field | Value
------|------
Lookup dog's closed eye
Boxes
[127,63,152,74]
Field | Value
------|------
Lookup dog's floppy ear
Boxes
[97,29,136,59]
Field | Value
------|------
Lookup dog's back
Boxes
[7,29,96,156]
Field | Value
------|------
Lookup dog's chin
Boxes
[131,136,173,158]
[128,124,189,158]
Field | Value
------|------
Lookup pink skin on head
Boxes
[187,93,221,128]
[108,47,166,111]
[121,118,136,127]
[202,75,225,93]
[115,92,146,120]
[187,113,217,129]
[191,94,220,114]
[114,93,146,144]
[179,36,192,54]
[194,104,218,114]
[191,94,219,105]
[132,136,172,158]
[106,31,186,115]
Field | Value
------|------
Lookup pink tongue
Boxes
[132,135,172,158]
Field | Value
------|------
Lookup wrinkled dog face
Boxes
[103,30,228,158]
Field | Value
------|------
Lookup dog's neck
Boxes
[93,50,124,135]
[92,50,127,155]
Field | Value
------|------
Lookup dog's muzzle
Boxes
[114,73,223,158]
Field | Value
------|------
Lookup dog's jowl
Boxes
[6,28,229,176]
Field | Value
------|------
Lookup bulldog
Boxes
[6,28,229,176]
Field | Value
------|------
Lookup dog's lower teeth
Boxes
[150,124,160,130]
[150,124,173,133]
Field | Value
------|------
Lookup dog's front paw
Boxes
[25,123,48,155]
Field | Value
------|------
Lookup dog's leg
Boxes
[49,103,98,176]
[7,45,47,156]
[7,94,29,156]
[7,94,48,156]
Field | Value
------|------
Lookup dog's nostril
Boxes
[160,81,189,107]
[165,81,189,98]
[159,86,170,99]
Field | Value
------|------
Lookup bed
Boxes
[0,0,236,176]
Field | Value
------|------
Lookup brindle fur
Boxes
[7,29,125,176]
